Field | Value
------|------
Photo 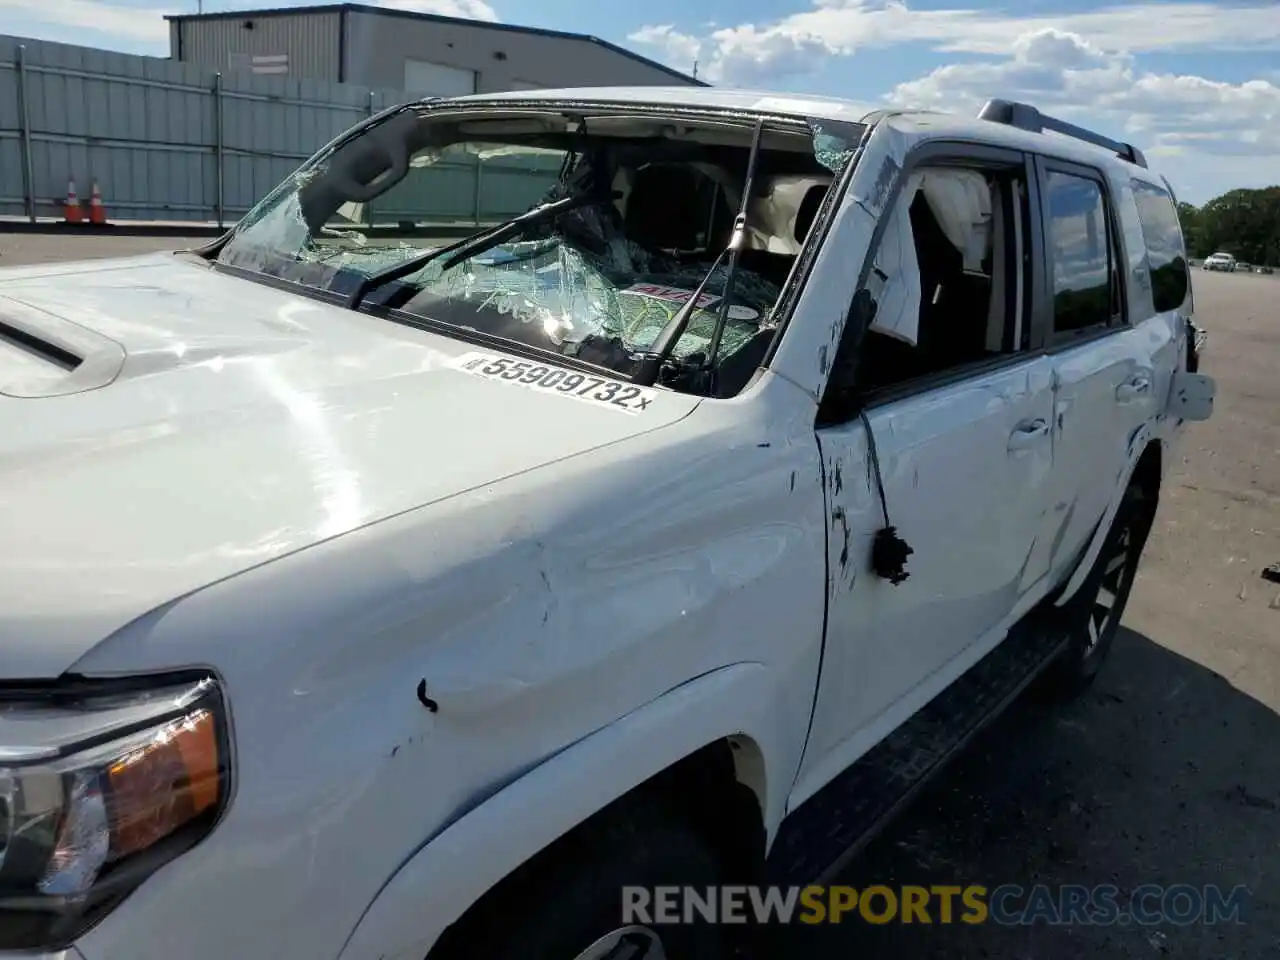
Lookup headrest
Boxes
[623,163,707,252]
[914,169,992,273]
[795,184,827,243]
[745,175,832,255]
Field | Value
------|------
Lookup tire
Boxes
[1039,482,1155,697]
[429,800,727,960]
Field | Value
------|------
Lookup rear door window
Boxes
[1043,170,1121,337]
[1131,180,1190,313]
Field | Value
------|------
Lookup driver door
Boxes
[792,146,1058,800]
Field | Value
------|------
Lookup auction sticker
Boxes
[623,282,721,310]
[451,352,657,415]
[621,283,762,321]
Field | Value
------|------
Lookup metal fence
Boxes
[0,34,557,227]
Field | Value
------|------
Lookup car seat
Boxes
[738,180,829,287]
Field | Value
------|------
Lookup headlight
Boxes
[0,674,230,950]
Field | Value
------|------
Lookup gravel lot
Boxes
[2,234,1276,958]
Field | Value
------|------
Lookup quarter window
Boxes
[1045,171,1117,335]
[1131,180,1190,313]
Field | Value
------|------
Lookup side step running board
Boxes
[765,620,1067,886]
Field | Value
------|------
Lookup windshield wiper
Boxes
[345,190,602,309]
[632,119,766,389]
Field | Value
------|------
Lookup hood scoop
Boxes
[0,296,125,398]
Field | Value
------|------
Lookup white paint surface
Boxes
[0,90,1209,960]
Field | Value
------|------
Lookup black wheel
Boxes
[429,800,727,960]
[1040,483,1154,696]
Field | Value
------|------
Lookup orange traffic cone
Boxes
[88,180,107,226]
[63,179,83,224]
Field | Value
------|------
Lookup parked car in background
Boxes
[1202,251,1237,271]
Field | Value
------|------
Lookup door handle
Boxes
[1008,418,1050,451]
[1116,375,1152,402]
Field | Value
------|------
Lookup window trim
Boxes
[817,140,1036,424]
[851,350,1041,412]
[1032,156,1128,350]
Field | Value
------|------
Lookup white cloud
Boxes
[888,29,1124,112]
[627,5,1280,200]
[703,24,831,85]
[631,2,1280,85]
[377,0,499,20]
[627,25,701,74]
[0,0,168,42]
[886,28,1279,200]
[888,29,1280,154]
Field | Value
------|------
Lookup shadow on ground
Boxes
[773,627,1280,959]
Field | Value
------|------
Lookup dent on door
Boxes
[800,355,1056,794]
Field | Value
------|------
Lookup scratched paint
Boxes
[768,121,909,403]
[60,333,831,960]
[1,95,1212,960]
[859,154,901,219]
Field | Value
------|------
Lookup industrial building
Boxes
[167,3,705,95]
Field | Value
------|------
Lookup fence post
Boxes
[214,72,225,229]
[365,91,376,229]
[16,44,37,223]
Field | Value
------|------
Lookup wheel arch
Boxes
[1055,431,1163,607]
[1130,439,1163,505]
[427,735,767,960]
[337,663,778,960]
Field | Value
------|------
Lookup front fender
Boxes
[338,662,783,960]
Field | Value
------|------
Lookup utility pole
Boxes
[692,59,699,80]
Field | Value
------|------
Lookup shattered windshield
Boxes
[217,105,857,395]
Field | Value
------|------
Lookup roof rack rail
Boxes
[977,99,1148,169]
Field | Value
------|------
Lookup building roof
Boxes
[165,3,707,87]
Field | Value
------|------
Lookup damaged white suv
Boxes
[0,90,1212,960]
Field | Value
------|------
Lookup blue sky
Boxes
[2,0,1277,203]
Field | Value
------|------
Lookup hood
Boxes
[0,254,697,679]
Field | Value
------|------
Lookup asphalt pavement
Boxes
[2,234,1276,958]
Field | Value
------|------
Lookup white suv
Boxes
[1202,251,1236,271]
[0,90,1213,960]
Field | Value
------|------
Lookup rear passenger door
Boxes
[1033,160,1156,583]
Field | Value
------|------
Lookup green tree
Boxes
[1178,187,1280,267]
[1176,201,1202,256]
